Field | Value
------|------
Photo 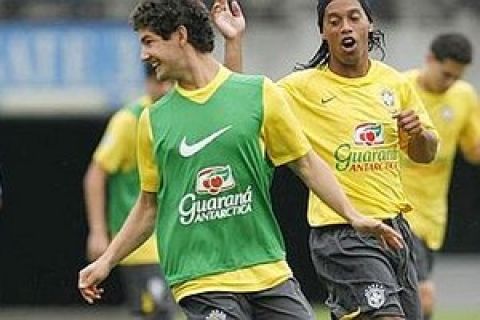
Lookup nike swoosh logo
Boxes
[321,96,336,104]
[179,125,232,158]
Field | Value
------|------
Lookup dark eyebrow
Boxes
[326,7,363,18]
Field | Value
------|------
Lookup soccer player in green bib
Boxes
[83,63,176,319]
[79,1,404,319]
[214,0,439,319]
[401,34,480,320]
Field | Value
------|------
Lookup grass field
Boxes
[1,306,480,320]
[314,306,480,319]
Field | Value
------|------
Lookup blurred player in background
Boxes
[83,63,177,320]
[214,0,439,318]
[78,1,404,319]
[401,33,480,320]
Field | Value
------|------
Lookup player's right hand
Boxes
[86,232,110,261]
[351,215,405,250]
[211,0,245,40]
[78,259,111,304]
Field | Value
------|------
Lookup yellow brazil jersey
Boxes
[401,70,480,250]
[137,65,311,301]
[278,60,437,226]
[94,96,159,265]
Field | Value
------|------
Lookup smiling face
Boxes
[322,0,371,69]
[138,28,187,82]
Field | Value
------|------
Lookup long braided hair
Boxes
[296,0,385,70]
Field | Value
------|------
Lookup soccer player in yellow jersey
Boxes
[214,0,439,319]
[401,33,480,320]
[78,1,404,319]
[83,63,177,320]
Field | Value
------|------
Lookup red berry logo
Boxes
[210,176,223,188]
[365,131,375,142]
[196,165,235,195]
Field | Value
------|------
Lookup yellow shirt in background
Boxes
[402,70,480,250]
[94,96,158,265]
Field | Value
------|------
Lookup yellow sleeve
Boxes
[398,78,438,152]
[137,108,161,192]
[460,90,480,157]
[261,78,312,166]
[93,111,136,173]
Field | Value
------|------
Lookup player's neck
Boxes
[178,53,220,90]
[417,70,438,93]
[328,57,370,78]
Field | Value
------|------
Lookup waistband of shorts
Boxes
[312,213,403,232]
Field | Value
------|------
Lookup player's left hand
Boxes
[351,215,405,250]
[395,109,424,137]
[211,0,245,40]
[78,259,111,304]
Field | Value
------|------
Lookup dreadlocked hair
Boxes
[295,0,386,70]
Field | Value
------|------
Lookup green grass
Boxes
[314,306,480,319]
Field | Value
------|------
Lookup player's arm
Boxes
[83,162,109,261]
[398,81,438,163]
[396,110,438,163]
[79,109,160,304]
[211,0,245,72]
[79,191,158,303]
[262,79,403,249]
[83,112,135,261]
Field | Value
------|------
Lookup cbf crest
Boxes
[380,89,397,114]
[206,309,227,320]
[381,89,395,107]
[364,283,386,309]
[440,105,454,122]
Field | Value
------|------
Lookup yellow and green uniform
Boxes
[93,96,158,265]
[401,70,480,250]
[278,60,437,227]
[137,66,311,301]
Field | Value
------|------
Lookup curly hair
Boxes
[431,33,472,65]
[129,0,215,53]
[296,0,385,70]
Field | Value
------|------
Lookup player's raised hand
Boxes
[211,0,245,40]
[395,109,423,137]
[78,259,111,304]
[351,215,405,250]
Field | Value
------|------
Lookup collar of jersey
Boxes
[175,65,232,104]
[323,59,379,87]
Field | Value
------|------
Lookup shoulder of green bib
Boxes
[227,72,266,88]
[149,89,177,113]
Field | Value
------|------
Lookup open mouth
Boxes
[341,37,357,50]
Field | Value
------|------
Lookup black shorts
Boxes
[410,232,435,282]
[310,215,421,320]
[179,278,315,320]
[120,264,177,320]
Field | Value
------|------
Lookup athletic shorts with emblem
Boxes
[310,215,421,320]
[178,278,315,320]
[410,232,435,282]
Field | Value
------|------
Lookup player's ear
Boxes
[176,25,189,47]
